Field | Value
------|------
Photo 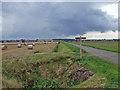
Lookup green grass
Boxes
[57,42,72,52]
[2,42,119,88]
[71,56,118,88]
[74,41,119,53]
[57,42,86,54]
[53,42,60,52]
[58,42,119,88]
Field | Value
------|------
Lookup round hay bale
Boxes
[1,45,7,50]
[5,45,7,49]
[44,42,47,44]
[24,43,27,46]
[28,45,33,49]
[17,44,22,48]
[33,43,35,46]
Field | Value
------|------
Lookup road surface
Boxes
[68,43,118,64]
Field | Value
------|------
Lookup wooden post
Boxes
[75,36,86,59]
[80,36,82,59]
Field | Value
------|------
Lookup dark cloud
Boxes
[2,2,118,39]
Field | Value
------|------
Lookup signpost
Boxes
[75,36,86,59]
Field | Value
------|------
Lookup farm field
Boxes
[73,41,119,53]
[2,42,118,88]
[2,42,57,59]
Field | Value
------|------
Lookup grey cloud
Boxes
[2,2,118,39]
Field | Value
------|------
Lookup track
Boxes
[68,43,118,64]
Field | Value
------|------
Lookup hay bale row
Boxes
[18,43,34,50]
[1,42,57,50]
[1,43,35,50]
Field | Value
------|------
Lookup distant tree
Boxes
[21,39,25,43]
[2,40,4,43]
[36,39,39,42]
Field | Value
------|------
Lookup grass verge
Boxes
[61,42,119,88]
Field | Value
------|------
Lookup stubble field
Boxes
[2,42,57,59]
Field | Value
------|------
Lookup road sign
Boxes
[75,36,86,59]
[75,37,86,39]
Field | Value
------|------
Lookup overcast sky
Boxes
[1,2,118,40]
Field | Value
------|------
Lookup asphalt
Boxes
[68,43,118,64]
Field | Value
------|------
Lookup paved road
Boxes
[69,43,118,64]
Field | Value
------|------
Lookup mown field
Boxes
[2,42,119,88]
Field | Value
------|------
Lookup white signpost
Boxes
[75,36,86,59]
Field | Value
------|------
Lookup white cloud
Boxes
[83,30,118,39]
[64,30,118,39]
[101,4,118,18]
